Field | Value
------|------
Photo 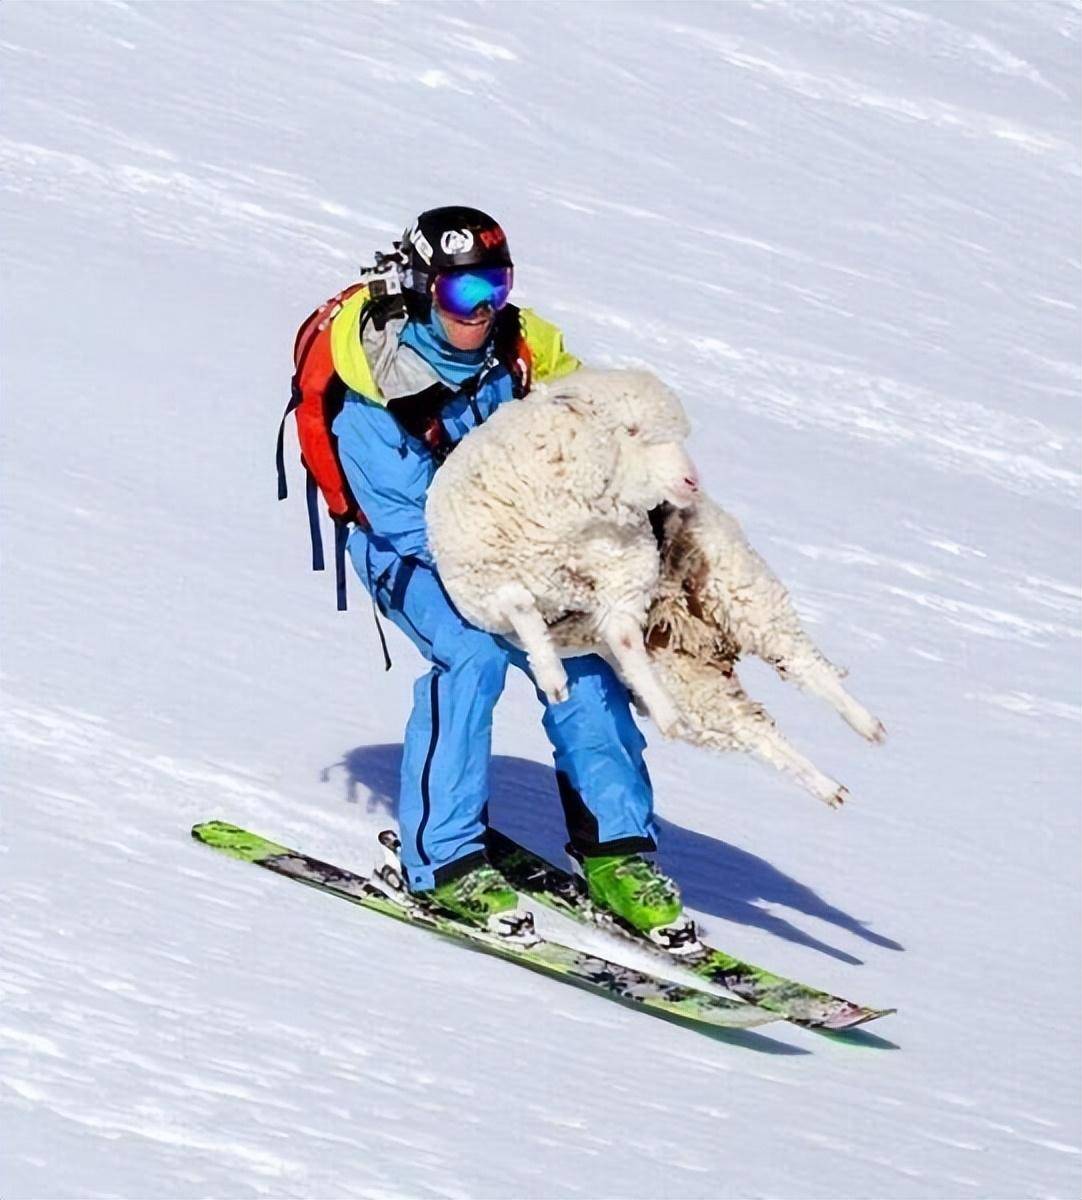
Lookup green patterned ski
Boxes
[190,821,778,1033]
[486,828,895,1030]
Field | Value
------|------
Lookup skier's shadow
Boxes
[331,744,903,964]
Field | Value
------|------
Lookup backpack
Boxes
[276,279,533,612]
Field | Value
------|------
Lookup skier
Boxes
[331,206,687,943]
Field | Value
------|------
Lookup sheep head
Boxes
[545,368,699,511]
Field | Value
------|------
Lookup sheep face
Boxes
[618,436,700,510]
[548,368,699,511]
[610,372,698,508]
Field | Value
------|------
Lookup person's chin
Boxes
[450,318,493,349]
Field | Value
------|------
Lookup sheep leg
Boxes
[661,655,848,808]
[689,500,885,744]
[728,717,849,810]
[492,583,570,704]
[735,566,886,743]
[770,650,887,744]
[598,611,683,737]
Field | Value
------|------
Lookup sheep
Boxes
[644,497,886,807]
[425,366,886,807]
[426,368,699,735]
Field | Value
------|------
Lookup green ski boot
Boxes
[427,863,535,941]
[582,853,699,953]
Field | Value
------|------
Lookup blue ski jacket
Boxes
[331,302,579,589]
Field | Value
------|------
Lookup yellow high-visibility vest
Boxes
[328,292,581,402]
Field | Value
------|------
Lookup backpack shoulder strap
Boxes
[330,287,383,401]
[489,304,527,397]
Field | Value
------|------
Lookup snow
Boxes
[2,1,1080,1197]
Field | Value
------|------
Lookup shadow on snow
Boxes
[328,743,904,965]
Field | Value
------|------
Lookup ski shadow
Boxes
[329,744,903,964]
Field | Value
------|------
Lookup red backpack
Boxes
[276,283,375,612]
[277,283,532,612]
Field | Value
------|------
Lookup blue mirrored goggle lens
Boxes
[433,267,513,317]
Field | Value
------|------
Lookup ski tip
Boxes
[819,1005,897,1031]
[191,820,290,862]
[191,819,240,843]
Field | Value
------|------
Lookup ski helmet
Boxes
[401,206,513,314]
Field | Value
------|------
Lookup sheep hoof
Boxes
[538,672,570,705]
[824,786,849,810]
[848,710,887,743]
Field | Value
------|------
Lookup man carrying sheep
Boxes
[330,205,688,943]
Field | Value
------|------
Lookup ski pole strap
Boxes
[334,519,349,612]
[370,596,393,671]
[305,472,325,572]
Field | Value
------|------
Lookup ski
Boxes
[190,821,779,1033]
[486,828,895,1030]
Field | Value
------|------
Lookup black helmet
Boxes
[401,205,513,301]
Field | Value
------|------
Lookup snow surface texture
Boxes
[2,2,1080,1198]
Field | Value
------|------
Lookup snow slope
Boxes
[2,2,1080,1197]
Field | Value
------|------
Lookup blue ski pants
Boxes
[351,538,658,891]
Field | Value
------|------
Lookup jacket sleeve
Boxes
[332,393,436,565]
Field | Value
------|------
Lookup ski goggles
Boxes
[432,266,513,318]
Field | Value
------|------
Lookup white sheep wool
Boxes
[426,368,700,734]
[425,367,885,806]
